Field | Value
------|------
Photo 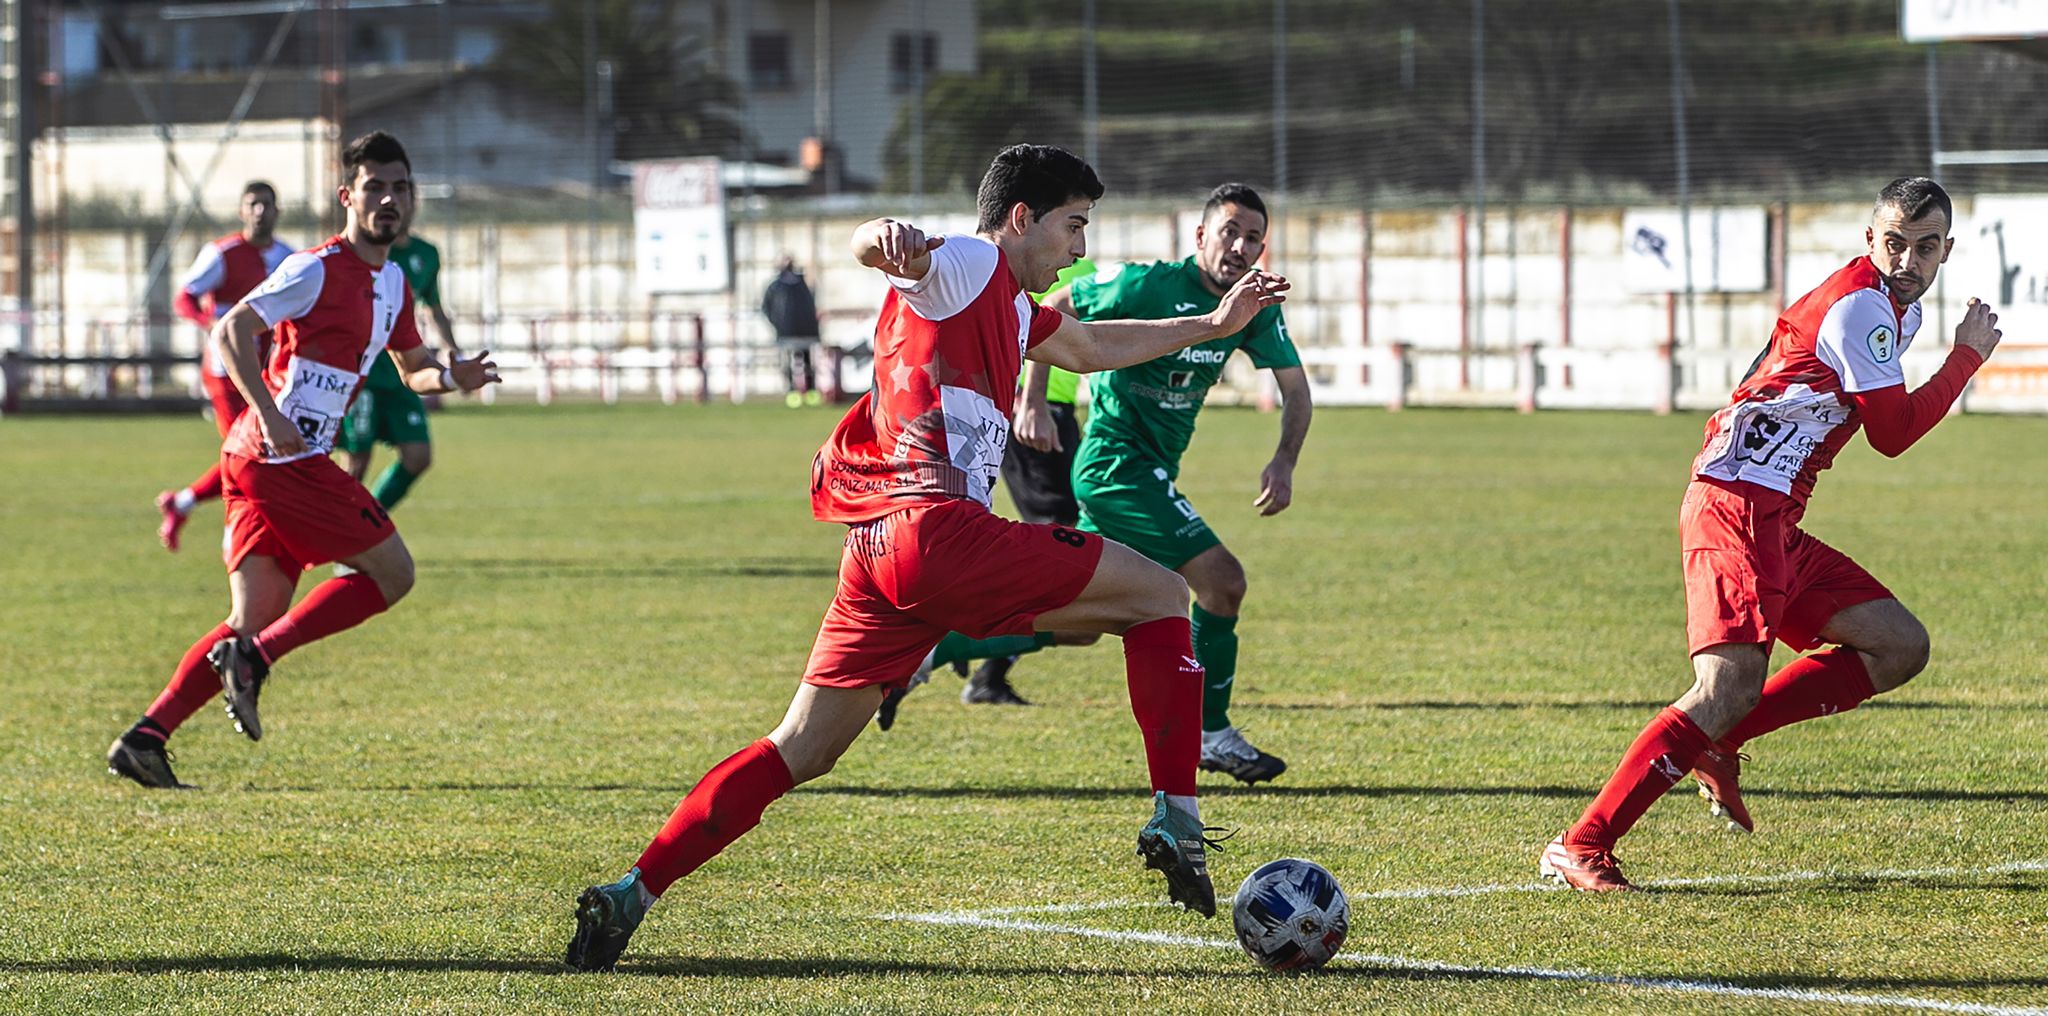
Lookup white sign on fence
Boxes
[1954,194,2048,345]
[1902,0,2048,42]
[633,158,729,294]
[1620,207,1768,295]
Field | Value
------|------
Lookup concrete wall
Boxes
[31,195,2046,411]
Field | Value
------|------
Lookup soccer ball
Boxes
[1231,858,1350,971]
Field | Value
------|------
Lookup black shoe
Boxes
[876,685,908,731]
[207,636,269,742]
[1198,727,1287,785]
[566,873,650,972]
[106,735,193,789]
[961,665,1029,706]
[1136,792,1228,918]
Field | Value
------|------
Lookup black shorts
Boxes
[1000,400,1081,526]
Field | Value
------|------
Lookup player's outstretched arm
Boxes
[1852,298,1999,457]
[213,303,302,456]
[1255,366,1314,517]
[393,343,500,395]
[1030,268,1289,373]
[852,218,943,281]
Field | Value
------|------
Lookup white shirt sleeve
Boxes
[1812,288,1906,393]
[176,244,226,297]
[243,251,325,327]
[263,240,294,273]
[886,233,998,321]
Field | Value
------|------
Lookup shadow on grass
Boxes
[1258,698,2029,712]
[13,952,2047,993]
[421,556,838,580]
[232,782,2048,808]
[4,952,1248,980]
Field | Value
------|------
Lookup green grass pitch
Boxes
[2,401,2045,1015]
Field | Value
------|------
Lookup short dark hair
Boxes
[342,131,411,181]
[242,180,276,201]
[1875,176,1951,228]
[1202,182,1268,226]
[975,144,1104,232]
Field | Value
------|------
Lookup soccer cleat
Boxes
[961,658,1029,705]
[106,735,193,790]
[876,651,939,731]
[1539,834,1636,892]
[155,490,189,552]
[1693,743,1754,833]
[566,869,652,972]
[1136,791,1228,917]
[1199,726,1287,785]
[207,637,270,742]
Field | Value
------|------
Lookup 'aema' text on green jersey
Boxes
[1071,257,1297,471]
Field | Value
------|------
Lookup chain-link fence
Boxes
[5,0,2047,411]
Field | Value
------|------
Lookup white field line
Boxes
[889,857,2048,920]
[882,912,2048,1016]
[877,858,2048,1015]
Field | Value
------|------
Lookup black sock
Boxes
[123,716,169,747]
[972,655,1019,685]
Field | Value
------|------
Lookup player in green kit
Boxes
[1045,182,1312,784]
[874,185,1314,778]
[339,228,458,508]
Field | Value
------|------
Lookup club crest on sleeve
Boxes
[1866,324,1895,363]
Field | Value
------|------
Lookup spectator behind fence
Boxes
[761,256,821,407]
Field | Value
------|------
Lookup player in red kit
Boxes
[106,132,499,789]
[564,144,1288,971]
[155,181,293,551]
[1541,177,2003,891]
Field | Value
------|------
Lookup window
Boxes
[748,32,792,91]
[890,32,937,93]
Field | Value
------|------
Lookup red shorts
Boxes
[804,499,1104,690]
[202,371,249,438]
[1680,478,1892,655]
[221,452,393,574]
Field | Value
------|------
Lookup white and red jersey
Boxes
[813,234,1065,523]
[178,233,293,377]
[222,235,422,464]
[1693,257,1922,507]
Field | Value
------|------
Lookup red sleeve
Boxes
[174,289,211,328]
[1849,345,1984,457]
[387,286,424,352]
[1025,299,1063,349]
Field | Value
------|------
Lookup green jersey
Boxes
[366,236,443,390]
[1071,257,1296,471]
[1033,259,1093,405]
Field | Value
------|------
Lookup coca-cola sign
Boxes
[634,159,721,210]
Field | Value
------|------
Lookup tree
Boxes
[491,0,744,163]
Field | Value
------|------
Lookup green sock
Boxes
[370,462,421,510]
[930,631,1056,668]
[1192,605,1239,732]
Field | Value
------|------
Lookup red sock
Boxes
[251,574,388,665]
[1566,706,1713,850]
[1725,647,1876,749]
[1122,616,1203,797]
[144,622,237,735]
[188,463,224,504]
[635,738,795,897]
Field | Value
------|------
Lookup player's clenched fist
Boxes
[1206,268,1290,337]
[259,406,307,458]
[1954,298,2002,359]
[858,218,945,276]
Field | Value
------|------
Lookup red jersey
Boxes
[1693,257,1923,507]
[813,234,1065,523]
[222,235,422,464]
[178,233,293,377]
